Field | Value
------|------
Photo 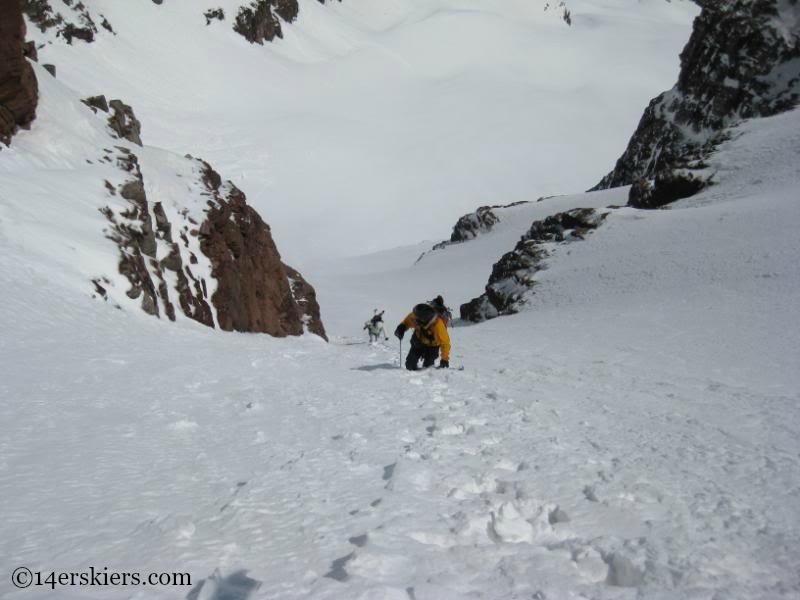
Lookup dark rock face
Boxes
[82,94,109,113]
[594,0,800,204]
[417,200,531,262]
[60,21,95,44]
[0,0,38,145]
[423,206,500,257]
[198,163,327,339]
[204,8,225,25]
[107,99,143,145]
[628,170,707,209]
[461,208,608,322]
[82,95,143,145]
[451,206,500,243]
[273,0,299,22]
[233,0,339,44]
[234,1,290,43]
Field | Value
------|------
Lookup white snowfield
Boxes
[2,0,800,599]
[2,106,799,598]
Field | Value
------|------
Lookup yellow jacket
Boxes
[401,312,451,361]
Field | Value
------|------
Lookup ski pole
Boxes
[399,338,402,368]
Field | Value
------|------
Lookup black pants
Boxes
[406,334,439,370]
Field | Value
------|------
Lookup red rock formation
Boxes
[199,163,327,340]
[93,113,325,340]
[0,0,38,145]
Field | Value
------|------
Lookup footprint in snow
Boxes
[186,569,261,600]
[323,552,354,582]
[583,485,599,502]
[348,533,368,547]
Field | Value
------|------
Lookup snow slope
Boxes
[3,1,798,598]
[3,84,799,600]
[24,0,699,262]
[0,63,227,325]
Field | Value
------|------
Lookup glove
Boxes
[437,360,449,369]
[394,325,406,340]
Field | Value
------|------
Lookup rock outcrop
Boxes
[460,208,608,322]
[23,0,107,44]
[233,0,340,44]
[1,0,38,145]
[282,264,327,340]
[98,149,190,321]
[233,0,295,43]
[198,162,327,339]
[594,0,800,206]
[417,201,531,262]
[627,170,706,210]
[97,148,326,339]
[82,95,143,145]
[204,8,225,25]
[451,206,500,243]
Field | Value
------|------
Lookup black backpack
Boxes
[430,297,453,326]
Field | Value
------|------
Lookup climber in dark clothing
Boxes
[394,302,451,370]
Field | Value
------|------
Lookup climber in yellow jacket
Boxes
[394,302,451,370]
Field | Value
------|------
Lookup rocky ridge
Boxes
[417,201,530,262]
[460,208,608,322]
[593,0,800,208]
